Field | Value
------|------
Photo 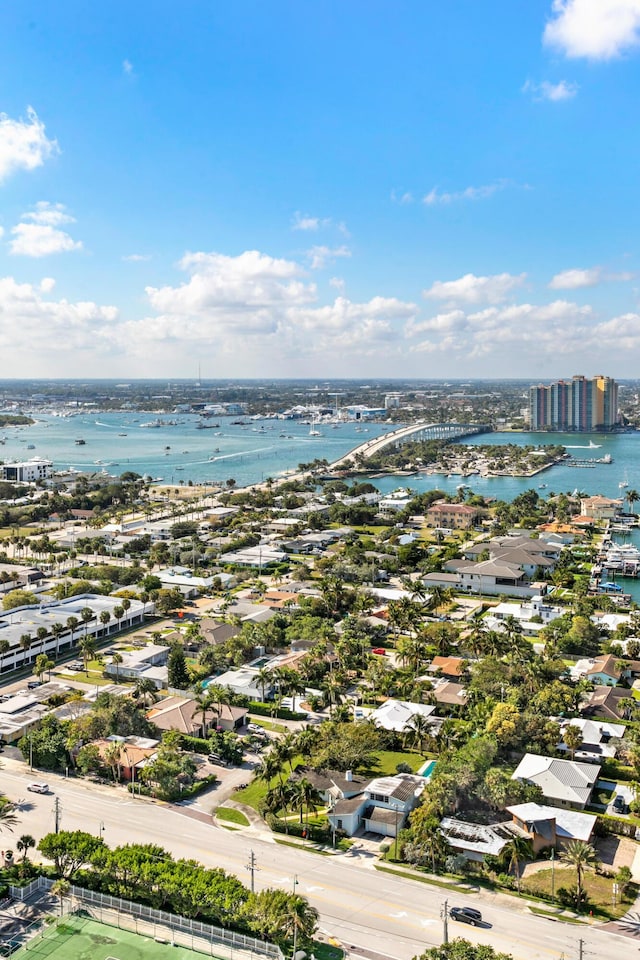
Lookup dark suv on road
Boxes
[450,906,482,926]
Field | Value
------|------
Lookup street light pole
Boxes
[441,898,449,945]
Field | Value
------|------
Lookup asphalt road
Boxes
[1,762,638,960]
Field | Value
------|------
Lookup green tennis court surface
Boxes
[12,915,215,960]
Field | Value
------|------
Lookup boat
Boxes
[309,417,322,437]
[619,479,629,489]
[538,483,547,489]
[118,433,128,437]
[75,439,86,445]
[26,444,35,450]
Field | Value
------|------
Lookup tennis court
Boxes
[12,914,209,960]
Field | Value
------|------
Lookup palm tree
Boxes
[626,489,639,514]
[19,633,32,665]
[505,837,534,893]
[0,638,10,674]
[36,626,48,657]
[134,677,158,706]
[0,794,19,833]
[406,712,433,754]
[103,742,122,781]
[79,636,96,675]
[51,622,64,658]
[121,598,131,623]
[16,833,35,869]
[111,652,123,683]
[66,615,79,648]
[563,723,584,759]
[256,666,273,703]
[293,777,322,827]
[51,878,70,917]
[99,610,111,635]
[113,604,124,632]
[80,606,94,638]
[561,840,599,906]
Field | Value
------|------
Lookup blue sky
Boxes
[2,1,640,379]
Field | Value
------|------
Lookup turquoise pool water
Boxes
[419,760,437,779]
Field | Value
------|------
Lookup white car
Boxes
[27,782,50,794]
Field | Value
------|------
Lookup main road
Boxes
[1,762,636,960]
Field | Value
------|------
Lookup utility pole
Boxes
[577,938,584,960]
[54,796,61,834]
[245,849,257,894]
[441,898,449,945]
[550,846,555,900]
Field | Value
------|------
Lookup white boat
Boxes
[309,417,322,437]
[619,479,629,489]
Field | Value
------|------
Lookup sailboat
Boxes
[619,472,629,490]
[309,417,322,437]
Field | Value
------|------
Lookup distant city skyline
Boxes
[1,2,640,378]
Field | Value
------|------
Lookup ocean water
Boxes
[0,413,390,488]
[368,430,640,503]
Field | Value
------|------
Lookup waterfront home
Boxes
[579,495,623,521]
[440,558,546,599]
[570,654,622,686]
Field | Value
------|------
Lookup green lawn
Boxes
[370,750,425,774]
[523,867,637,918]
[215,806,250,826]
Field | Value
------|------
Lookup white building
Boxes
[2,458,53,483]
[0,594,147,676]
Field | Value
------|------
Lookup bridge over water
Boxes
[329,421,491,470]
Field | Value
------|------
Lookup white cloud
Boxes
[0,107,58,184]
[0,226,3,239]
[23,201,75,226]
[122,59,134,75]
[522,78,578,101]
[549,266,635,288]
[291,211,330,231]
[329,276,346,293]
[424,272,527,305]
[0,276,118,354]
[306,245,351,270]
[9,203,82,257]
[110,248,416,372]
[390,189,415,204]
[408,298,596,360]
[423,181,507,205]
[544,0,640,60]
[122,253,151,262]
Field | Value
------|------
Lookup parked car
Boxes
[450,906,482,926]
[27,681,42,690]
[247,723,264,733]
[27,782,50,794]
[612,795,627,814]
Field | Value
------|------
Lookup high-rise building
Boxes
[529,375,619,432]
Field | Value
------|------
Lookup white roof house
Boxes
[511,754,600,810]
[369,699,440,734]
[556,717,625,763]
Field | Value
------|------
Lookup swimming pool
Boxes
[418,760,437,780]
